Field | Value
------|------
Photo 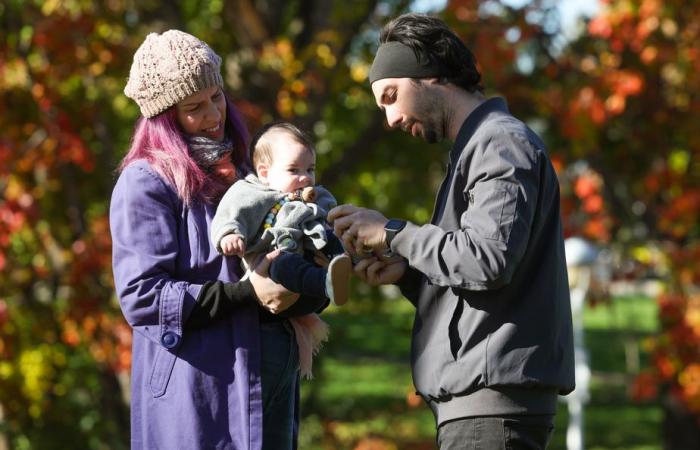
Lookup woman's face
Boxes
[176,85,227,142]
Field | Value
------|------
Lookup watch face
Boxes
[385,219,406,248]
[385,219,406,232]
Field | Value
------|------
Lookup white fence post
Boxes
[564,237,599,450]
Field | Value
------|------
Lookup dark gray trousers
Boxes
[437,415,555,450]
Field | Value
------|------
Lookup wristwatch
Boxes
[384,219,407,250]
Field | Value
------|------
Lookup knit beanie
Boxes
[124,30,224,118]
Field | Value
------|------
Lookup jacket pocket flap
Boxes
[150,347,177,398]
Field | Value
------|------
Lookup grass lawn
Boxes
[298,293,661,449]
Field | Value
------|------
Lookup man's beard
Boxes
[423,128,439,143]
[414,92,444,144]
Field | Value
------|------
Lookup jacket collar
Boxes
[450,97,509,162]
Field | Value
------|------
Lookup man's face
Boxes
[371,77,444,143]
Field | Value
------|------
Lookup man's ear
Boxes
[424,77,444,86]
[256,163,269,182]
[415,78,441,90]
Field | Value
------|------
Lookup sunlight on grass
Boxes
[317,359,412,401]
[300,295,662,449]
[584,295,658,332]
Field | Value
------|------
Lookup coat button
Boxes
[161,331,180,349]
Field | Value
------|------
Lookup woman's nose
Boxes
[205,101,221,121]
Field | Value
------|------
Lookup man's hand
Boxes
[248,250,299,314]
[328,204,389,255]
[353,254,407,286]
[221,234,246,256]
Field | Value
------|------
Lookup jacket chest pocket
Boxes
[463,181,519,242]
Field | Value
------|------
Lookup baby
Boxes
[210,121,352,312]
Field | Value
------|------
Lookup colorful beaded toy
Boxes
[262,187,316,230]
[262,196,289,230]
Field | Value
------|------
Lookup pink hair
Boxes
[119,94,250,204]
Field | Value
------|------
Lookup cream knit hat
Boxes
[124,30,224,118]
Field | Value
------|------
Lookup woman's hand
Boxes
[248,250,299,314]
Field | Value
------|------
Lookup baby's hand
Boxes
[221,234,246,256]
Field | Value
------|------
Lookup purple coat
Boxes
[110,160,264,449]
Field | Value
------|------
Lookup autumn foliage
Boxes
[571,0,700,418]
[1,0,699,448]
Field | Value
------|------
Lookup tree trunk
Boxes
[0,403,8,450]
[663,394,700,450]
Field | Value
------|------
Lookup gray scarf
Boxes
[187,135,233,171]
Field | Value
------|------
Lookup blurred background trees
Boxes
[1,0,698,448]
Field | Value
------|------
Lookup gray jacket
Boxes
[211,174,337,256]
[392,98,575,425]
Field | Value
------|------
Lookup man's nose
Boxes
[385,107,402,128]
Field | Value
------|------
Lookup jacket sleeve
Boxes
[391,131,541,291]
[210,183,249,253]
[395,265,423,306]
[314,186,338,214]
[110,163,203,348]
[186,279,258,329]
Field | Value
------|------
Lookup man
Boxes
[328,13,575,449]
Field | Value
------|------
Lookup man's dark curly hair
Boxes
[379,13,483,93]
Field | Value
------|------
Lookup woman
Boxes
[110,30,301,449]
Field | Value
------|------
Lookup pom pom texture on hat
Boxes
[124,30,224,118]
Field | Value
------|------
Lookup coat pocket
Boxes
[150,347,177,398]
[465,181,518,242]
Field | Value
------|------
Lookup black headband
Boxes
[368,41,445,84]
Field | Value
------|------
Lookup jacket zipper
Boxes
[430,162,453,225]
